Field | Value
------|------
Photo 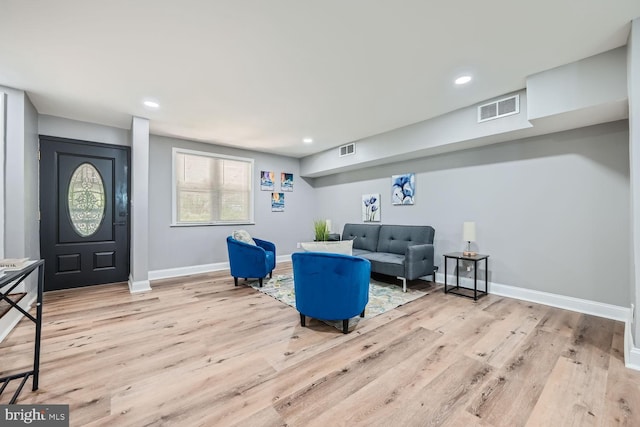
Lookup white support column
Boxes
[129,117,151,293]
[627,18,640,370]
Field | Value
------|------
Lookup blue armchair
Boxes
[226,236,276,287]
[292,252,371,334]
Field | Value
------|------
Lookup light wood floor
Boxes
[1,261,640,426]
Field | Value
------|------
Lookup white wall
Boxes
[148,135,317,272]
[527,47,628,120]
[302,47,630,179]
[129,117,151,292]
[300,90,533,178]
[312,120,630,307]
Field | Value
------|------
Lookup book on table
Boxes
[0,258,30,269]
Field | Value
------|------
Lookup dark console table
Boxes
[443,252,488,301]
[0,260,45,404]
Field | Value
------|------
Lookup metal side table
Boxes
[0,260,45,403]
[443,252,488,301]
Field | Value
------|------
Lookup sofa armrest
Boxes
[254,238,276,257]
[228,238,266,263]
[404,244,435,280]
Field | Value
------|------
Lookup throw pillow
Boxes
[233,229,256,245]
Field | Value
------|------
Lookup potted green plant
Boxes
[313,219,328,241]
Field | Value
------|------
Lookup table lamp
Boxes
[463,221,476,256]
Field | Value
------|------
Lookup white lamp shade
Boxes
[325,219,332,233]
[463,221,476,242]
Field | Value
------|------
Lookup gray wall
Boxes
[39,114,130,146]
[24,95,40,270]
[3,86,26,259]
[628,18,640,343]
[0,87,39,294]
[312,120,630,307]
[26,113,633,308]
[2,87,39,263]
[148,135,316,271]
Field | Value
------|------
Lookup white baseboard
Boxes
[435,273,628,322]
[0,292,36,343]
[624,313,640,371]
[148,254,292,281]
[436,272,640,370]
[148,262,229,281]
[128,276,152,293]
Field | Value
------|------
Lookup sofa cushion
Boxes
[359,252,404,265]
[359,252,405,277]
[352,248,374,257]
[376,225,434,255]
[342,224,381,252]
[232,229,256,246]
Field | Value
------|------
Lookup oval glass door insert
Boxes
[68,163,106,237]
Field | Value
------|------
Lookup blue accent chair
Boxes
[292,252,371,334]
[226,236,276,287]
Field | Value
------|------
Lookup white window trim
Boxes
[171,147,255,226]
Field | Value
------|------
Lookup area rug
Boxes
[250,274,428,330]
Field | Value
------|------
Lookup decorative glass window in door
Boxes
[68,163,106,237]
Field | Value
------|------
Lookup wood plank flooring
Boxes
[1,262,640,426]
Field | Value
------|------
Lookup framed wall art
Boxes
[392,173,415,205]
[362,194,380,222]
[281,172,293,191]
[271,192,284,212]
[260,170,274,191]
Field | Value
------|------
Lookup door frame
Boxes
[39,135,131,290]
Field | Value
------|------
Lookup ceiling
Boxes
[1,1,639,158]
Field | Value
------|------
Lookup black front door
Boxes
[39,136,130,291]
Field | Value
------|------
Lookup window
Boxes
[172,148,254,225]
[68,162,106,237]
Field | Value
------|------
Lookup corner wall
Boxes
[1,87,39,266]
[312,120,630,307]
[147,135,317,276]
[628,18,640,348]
[0,87,40,342]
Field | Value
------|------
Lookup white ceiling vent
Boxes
[339,143,356,157]
[478,94,520,123]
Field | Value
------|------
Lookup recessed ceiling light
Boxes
[143,100,160,109]
[302,138,313,144]
[455,75,472,85]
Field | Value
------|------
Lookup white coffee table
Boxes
[299,240,353,255]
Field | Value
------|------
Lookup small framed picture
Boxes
[281,172,293,191]
[260,171,274,191]
[362,194,381,222]
[271,192,284,212]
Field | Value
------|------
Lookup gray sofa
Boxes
[342,223,437,292]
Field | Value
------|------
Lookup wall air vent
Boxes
[339,143,356,157]
[477,94,520,123]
